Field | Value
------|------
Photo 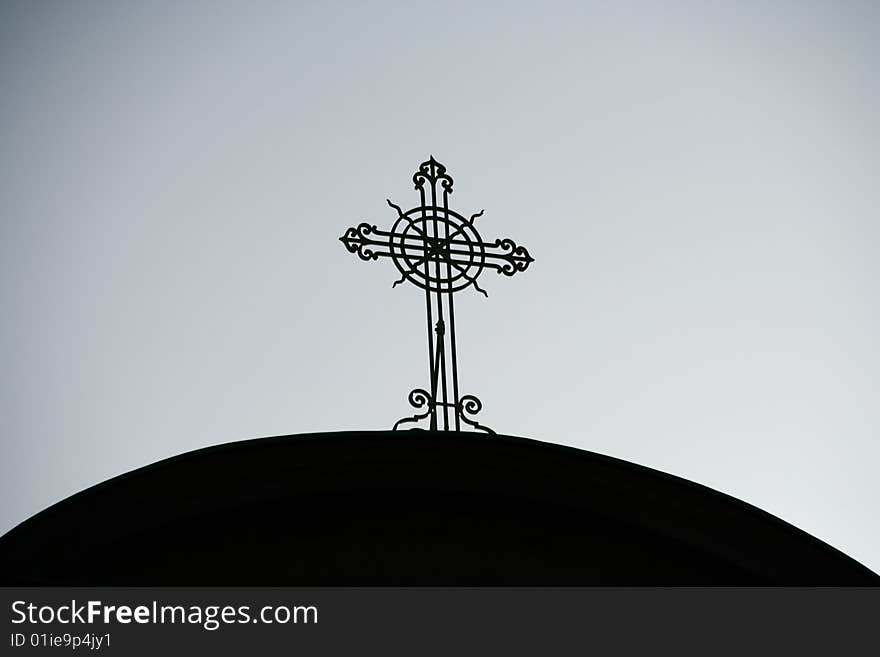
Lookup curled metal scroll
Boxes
[392,388,434,431]
[457,395,495,434]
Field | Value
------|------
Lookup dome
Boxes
[1,431,875,584]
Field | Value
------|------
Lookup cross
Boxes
[340,156,533,433]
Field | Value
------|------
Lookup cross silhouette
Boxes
[340,156,533,432]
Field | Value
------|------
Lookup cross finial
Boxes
[340,157,533,432]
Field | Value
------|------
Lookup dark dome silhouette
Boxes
[0,431,875,585]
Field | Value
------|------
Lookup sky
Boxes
[1,0,877,572]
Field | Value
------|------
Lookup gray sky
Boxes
[1,1,878,572]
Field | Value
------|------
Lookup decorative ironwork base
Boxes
[391,388,494,434]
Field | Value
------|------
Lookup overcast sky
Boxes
[1,0,878,572]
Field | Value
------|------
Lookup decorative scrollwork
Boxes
[413,155,454,194]
[457,395,495,434]
[340,223,382,261]
[488,238,534,276]
[392,388,435,431]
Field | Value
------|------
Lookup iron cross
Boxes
[340,156,533,433]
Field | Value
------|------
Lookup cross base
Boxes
[392,388,494,434]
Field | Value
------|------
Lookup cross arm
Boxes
[339,223,396,262]
[480,236,534,277]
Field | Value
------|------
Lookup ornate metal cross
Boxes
[340,156,533,433]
